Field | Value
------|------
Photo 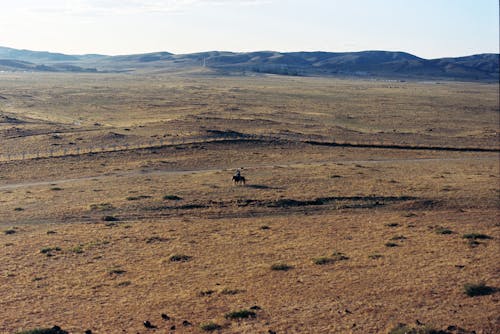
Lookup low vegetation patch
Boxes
[40,247,62,256]
[16,326,68,334]
[102,215,119,222]
[271,263,293,271]
[225,309,256,319]
[312,257,335,265]
[109,268,126,275]
[170,254,192,262]
[368,253,384,259]
[388,323,449,334]
[200,322,222,331]
[126,195,152,201]
[90,202,114,211]
[220,288,243,295]
[435,227,453,235]
[464,282,496,297]
[163,195,182,200]
[462,233,492,240]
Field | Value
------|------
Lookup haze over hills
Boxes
[0,46,498,81]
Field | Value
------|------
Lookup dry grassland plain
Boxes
[0,72,499,333]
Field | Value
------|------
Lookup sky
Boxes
[0,0,498,58]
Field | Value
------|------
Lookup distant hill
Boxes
[0,46,498,81]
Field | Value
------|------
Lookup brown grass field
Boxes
[0,71,499,333]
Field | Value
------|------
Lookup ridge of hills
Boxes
[0,46,498,81]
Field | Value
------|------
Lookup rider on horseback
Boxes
[234,168,241,178]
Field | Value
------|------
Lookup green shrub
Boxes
[368,253,383,259]
[270,263,293,271]
[163,195,182,200]
[225,309,256,319]
[312,257,335,265]
[200,322,222,331]
[170,254,191,262]
[464,282,496,297]
[16,326,68,334]
[435,227,453,235]
[462,233,492,240]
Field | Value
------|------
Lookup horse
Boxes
[232,175,246,185]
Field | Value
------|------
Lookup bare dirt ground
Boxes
[0,72,498,333]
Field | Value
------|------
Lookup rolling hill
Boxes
[0,46,498,81]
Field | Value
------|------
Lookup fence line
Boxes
[0,134,497,163]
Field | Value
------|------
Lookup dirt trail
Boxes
[0,156,496,191]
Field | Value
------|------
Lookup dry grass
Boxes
[0,73,498,333]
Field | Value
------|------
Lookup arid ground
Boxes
[0,72,498,333]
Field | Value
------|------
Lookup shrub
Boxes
[109,268,126,275]
[385,242,398,247]
[102,215,119,222]
[368,253,383,259]
[200,322,222,331]
[462,233,492,240]
[170,254,191,262]
[331,251,349,261]
[126,195,151,201]
[388,323,445,334]
[464,282,496,297]
[312,257,335,265]
[163,195,182,200]
[70,245,84,254]
[270,263,293,271]
[4,229,16,235]
[16,326,68,334]
[220,288,243,295]
[40,247,62,256]
[225,309,256,319]
[90,203,114,211]
[435,227,453,235]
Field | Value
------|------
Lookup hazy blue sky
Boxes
[0,0,498,58]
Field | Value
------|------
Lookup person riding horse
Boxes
[232,168,245,185]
